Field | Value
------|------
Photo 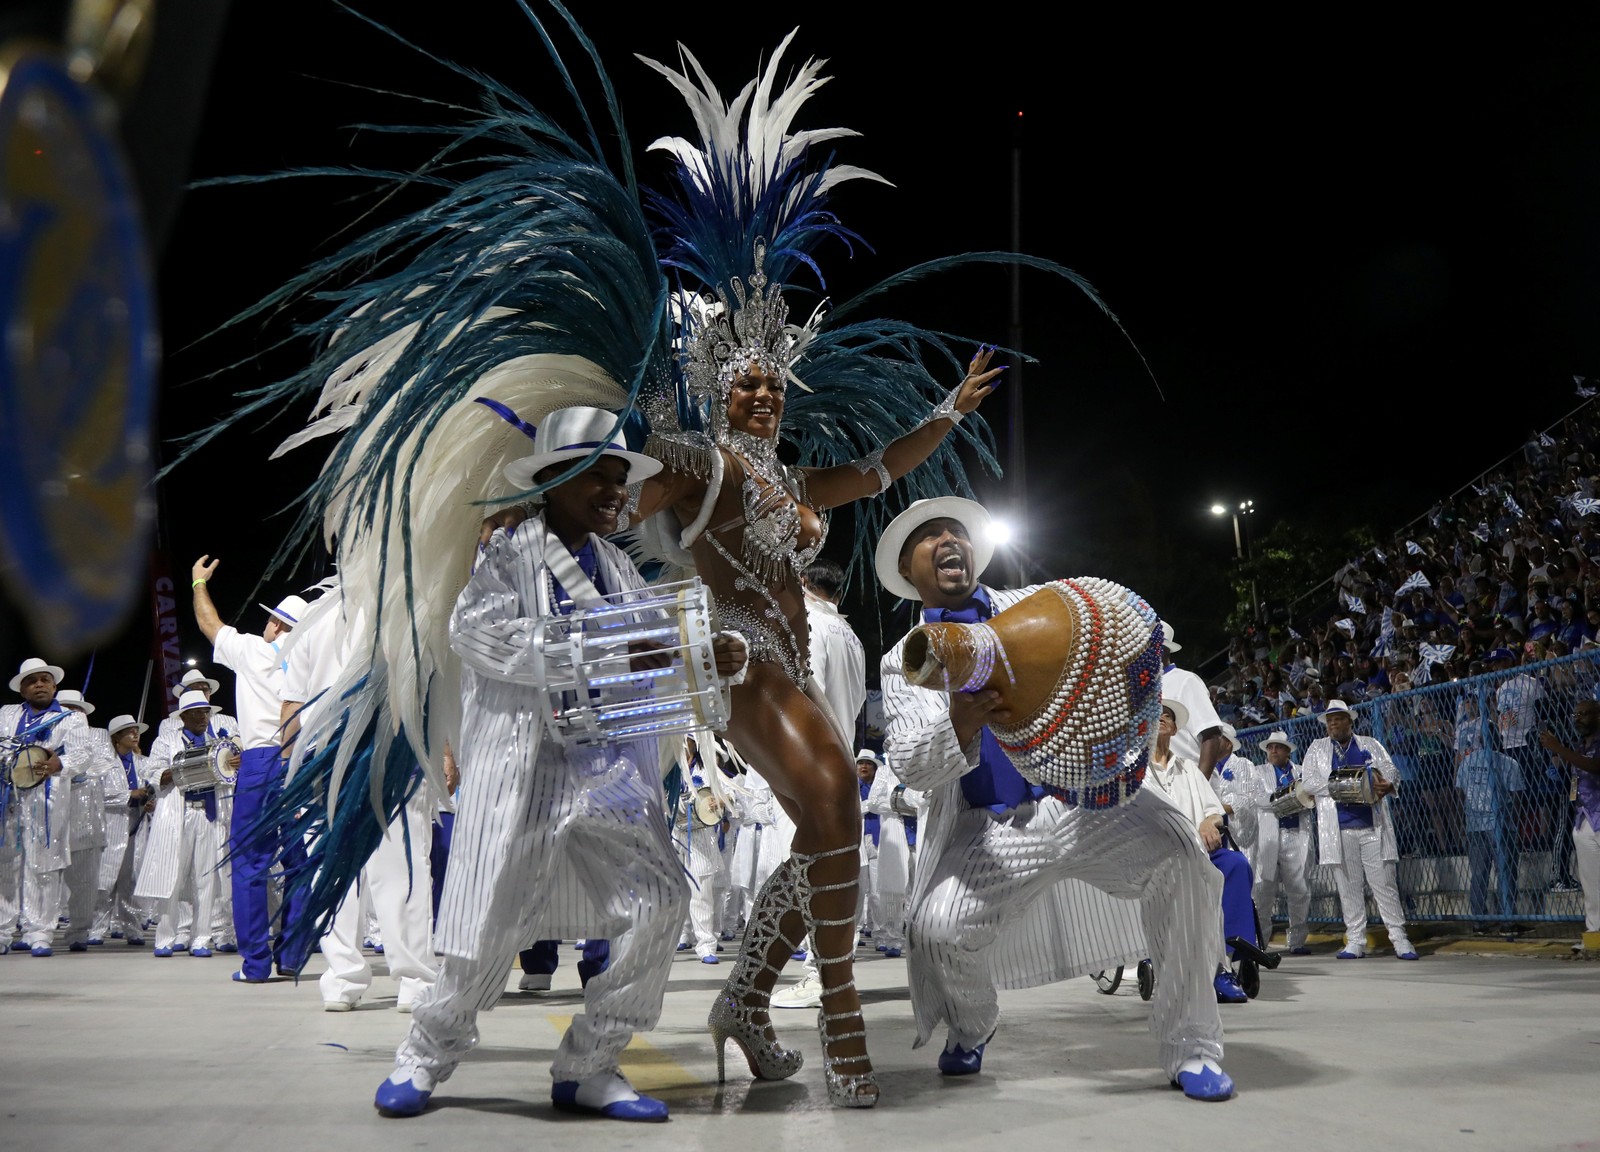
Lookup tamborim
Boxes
[1326,766,1377,805]
[210,738,241,786]
[902,578,1163,810]
[1269,781,1314,819]
[169,745,217,794]
[692,786,722,827]
[4,744,53,790]
[537,578,731,747]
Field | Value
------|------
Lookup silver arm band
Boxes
[850,448,891,496]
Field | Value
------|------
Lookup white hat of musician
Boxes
[1160,621,1182,653]
[499,404,663,491]
[1160,696,1190,732]
[55,689,95,716]
[855,748,883,768]
[176,689,221,717]
[106,714,148,738]
[259,595,310,630]
[1258,729,1296,754]
[9,657,65,693]
[171,669,222,698]
[874,496,996,602]
[1218,721,1237,747]
[1319,699,1355,722]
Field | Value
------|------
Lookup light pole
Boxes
[1211,500,1259,620]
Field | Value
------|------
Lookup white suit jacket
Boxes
[1301,734,1400,864]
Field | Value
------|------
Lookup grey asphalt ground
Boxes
[3,935,1596,1152]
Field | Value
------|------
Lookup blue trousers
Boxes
[519,938,611,987]
[429,811,454,928]
[1210,846,1256,956]
[229,747,308,980]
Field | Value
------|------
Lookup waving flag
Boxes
[1505,494,1524,518]
[1471,481,1488,496]
[1288,626,1302,640]
[1406,540,1424,555]
[1333,618,1356,637]
[1539,431,1558,447]
[1372,547,1387,562]
[1341,590,1367,615]
[1578,375,1596,399]
[1573,498,1600,517]
[1470,521,1490,542]
[1413,642,1457,686]
[1397,570,1432,595]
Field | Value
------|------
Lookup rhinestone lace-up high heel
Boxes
[708,860,805,1083]
[795,843,878,1108]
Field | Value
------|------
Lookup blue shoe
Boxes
[1396,950,1420,961]
[30,945,52,957]
[374,1070,433,1117]
[69,942,89,953]
[1171,1059,1234,1101]
[125,937,144,947]
[700,954,719,965]
[191,946,213,958]
[860,929,873,939]
[791,950,807,962]
[876,944,888,953]
[173,941,189,953]
[938,1037,989,1076]
[551,1071,668,1122]
[86,937,104,946]
[1335,950,1364,959]
[1287,946,1312,956]
[1214,971,1248,1004]
[882,946,903,959]
[231,970,267,984]
[109,931,124,940]
[373,943,384,954]
[153,946,174,958]
[217,942,237,953]
[676,941,691,952]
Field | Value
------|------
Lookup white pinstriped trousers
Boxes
[909,786,1225,1078]
[395,746,685,1084]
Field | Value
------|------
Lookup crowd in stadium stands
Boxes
[1208,396,1600,727]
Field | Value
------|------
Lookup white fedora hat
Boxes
[171,669,222,698]
[1320,699,1355,721]
[874,497,995,603]
[9,657,65,693]
[1219,721,1237,745]
[854,748,883,767]
[1160,621,1182,653]
[259,595,310,629]
[1160,696,1190,732]
[492,403,662,492]
[176,690,221,716]
[1259,729,1296,753]
[106,714,148,738]
[55,689,95,716]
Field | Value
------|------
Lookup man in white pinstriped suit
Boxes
[376,406,748,1121]
[875,497,1235,1102]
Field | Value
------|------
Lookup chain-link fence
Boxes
[1235,649,1596,928]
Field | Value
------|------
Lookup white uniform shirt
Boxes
[805,592,866,744]
[1162,664,1223,763]
[281,598,349,705]
[212,625,286,749]
[1146,753,1224,830]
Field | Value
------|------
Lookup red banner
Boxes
[149,554,183,719]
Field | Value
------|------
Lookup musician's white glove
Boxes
[713,630,750,687]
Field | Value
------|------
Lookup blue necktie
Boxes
[924,595,1038,813]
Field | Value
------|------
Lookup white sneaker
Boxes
[519,972,552,992]
[323,999,356,1012]
[771,974,823,1009]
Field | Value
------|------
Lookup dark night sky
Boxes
[10,3,1600,717]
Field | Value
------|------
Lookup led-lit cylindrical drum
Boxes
[538,578,731,747]
[901,577,1163,809]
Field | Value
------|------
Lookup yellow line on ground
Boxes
[543,1014,705,1092]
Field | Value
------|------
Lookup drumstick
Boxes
[82,649,97,696]
[134,659,154,729]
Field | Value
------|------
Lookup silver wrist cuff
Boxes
[851,448,891,496]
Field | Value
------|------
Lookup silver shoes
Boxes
[708,860,804,1082]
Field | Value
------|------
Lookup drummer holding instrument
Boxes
[876,499,1234,1101]
[135,690,239,959]
[1300,699,1416,960]
[1249,731,1315,955]
[2,658,90,956]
